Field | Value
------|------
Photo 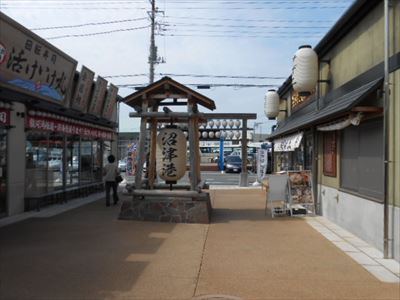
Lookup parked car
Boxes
[118,158,127,172]
[224,155,242,173]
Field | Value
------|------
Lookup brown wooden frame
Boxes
[323,131,337,177]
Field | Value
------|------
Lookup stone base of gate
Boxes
[119,193,212,224]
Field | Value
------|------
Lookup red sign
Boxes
[26,115,113,140]
[0,109,10,126]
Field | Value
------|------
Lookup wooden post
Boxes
[135,99,148,190]
[148,117,158,189]
[188,100,199,190]
[240,119,248,187]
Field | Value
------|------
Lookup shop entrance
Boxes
[0,129,7,217]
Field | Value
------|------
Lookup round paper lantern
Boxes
[234,120,241,128]
[215,131,221,138]
[264,89,280,119]
[220,131,227,139]
[208,131,215,138]
[228,120,234,128]
[222,120,227,128]
[202,131,208,138]
[215,120,221,128]
[156,127,187,181]
[228,131,234,139]
[234,131,241,139]
[208,120,214,128]
[292,45,318,96]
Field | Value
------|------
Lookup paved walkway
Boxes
[0,189,399,300]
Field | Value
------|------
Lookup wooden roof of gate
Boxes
[123,76,216,111]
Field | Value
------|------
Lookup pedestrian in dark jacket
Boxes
[103,154,120,207]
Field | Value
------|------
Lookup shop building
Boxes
[268,0,400,261]
[0,12,120,217]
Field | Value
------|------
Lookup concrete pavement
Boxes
[0,188,399,300]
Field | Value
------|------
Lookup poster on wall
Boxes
[71,65,94,112]
[287,170,314,212]
[88,76,107,116]
[0,12,77,104]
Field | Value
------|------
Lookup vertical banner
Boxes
[102,83,118,120]
[256,149,268,181]
[88,76,107,116]
[71,65,94,112]
[0,12,77,104]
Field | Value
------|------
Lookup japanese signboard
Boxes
[88,76,107,116]
[71,65,94,113]
[256,149,268,181]
[0,109,10,126]
[26,115,113,140]
[156,128,186,182]
[273,132,303,152]
[0,12,77,103]
[288,170,314,205]
[102,84,118,120]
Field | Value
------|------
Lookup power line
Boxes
[165,22,329,29]
[116,83,278,89]
[103,73,286,80]
[165,16,336,24]
[30,17,148,30]
[45,24,150,39]
[158,33,320,39]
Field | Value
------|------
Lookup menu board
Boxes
[288,170,314,205]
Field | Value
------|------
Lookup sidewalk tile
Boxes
[358,247,384,259]
[332,241,360,252]
[363,265,400,283]
[375,259,400,276]
[346,252,380,266]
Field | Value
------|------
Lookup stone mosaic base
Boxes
[119,194,212,224]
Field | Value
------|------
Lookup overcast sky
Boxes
[1,0,354,133]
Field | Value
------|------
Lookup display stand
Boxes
[287,170,315,216]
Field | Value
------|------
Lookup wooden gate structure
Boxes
[119,77,215,223]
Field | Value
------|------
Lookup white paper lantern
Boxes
[215,120,221,128]
[208,131,215,138]
[292,45,318,95]
[264,89,280,119]
[228,131,234,139]
[156,128,187,181]
[222,120,227,128]
[215,131,221,138]
[202,131,208,138]
[208,120,214,128]
[234,120,241,128]
[234,131,241,139]
[220,131,227,139]
[228,120,234,128]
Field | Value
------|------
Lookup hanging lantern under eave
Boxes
[208,131,215,139]
[202,131,208,139]
[156,127,187,182]
[292,45,318,96]
[264,89,280,119]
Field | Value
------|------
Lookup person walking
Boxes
[103,154,120,207]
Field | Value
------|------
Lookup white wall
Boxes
[7,102,26,216]
[319,184,399,262]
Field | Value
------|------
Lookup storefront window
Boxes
[26,132,49,197]
[0,129,7,216]
[103,141,112,167]
[80,140,93,184]
[66,136,80,186]
[47,134,64,192]
[93,141,102,181]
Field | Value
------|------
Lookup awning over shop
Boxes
[273,132,303,152]
[268,77,383,139]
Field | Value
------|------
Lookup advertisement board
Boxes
[88,76,107,116]
[102,84,118,120]
[71,65,94,113]
[0,12,77,104]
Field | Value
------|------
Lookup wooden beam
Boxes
[135,100,148,189]
[148,117,158,189]
[150,93,187,99]
[133,189,208,199]
[188,100,199,191]
[129,112,204,119]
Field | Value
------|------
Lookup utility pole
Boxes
[149,0,156,84]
